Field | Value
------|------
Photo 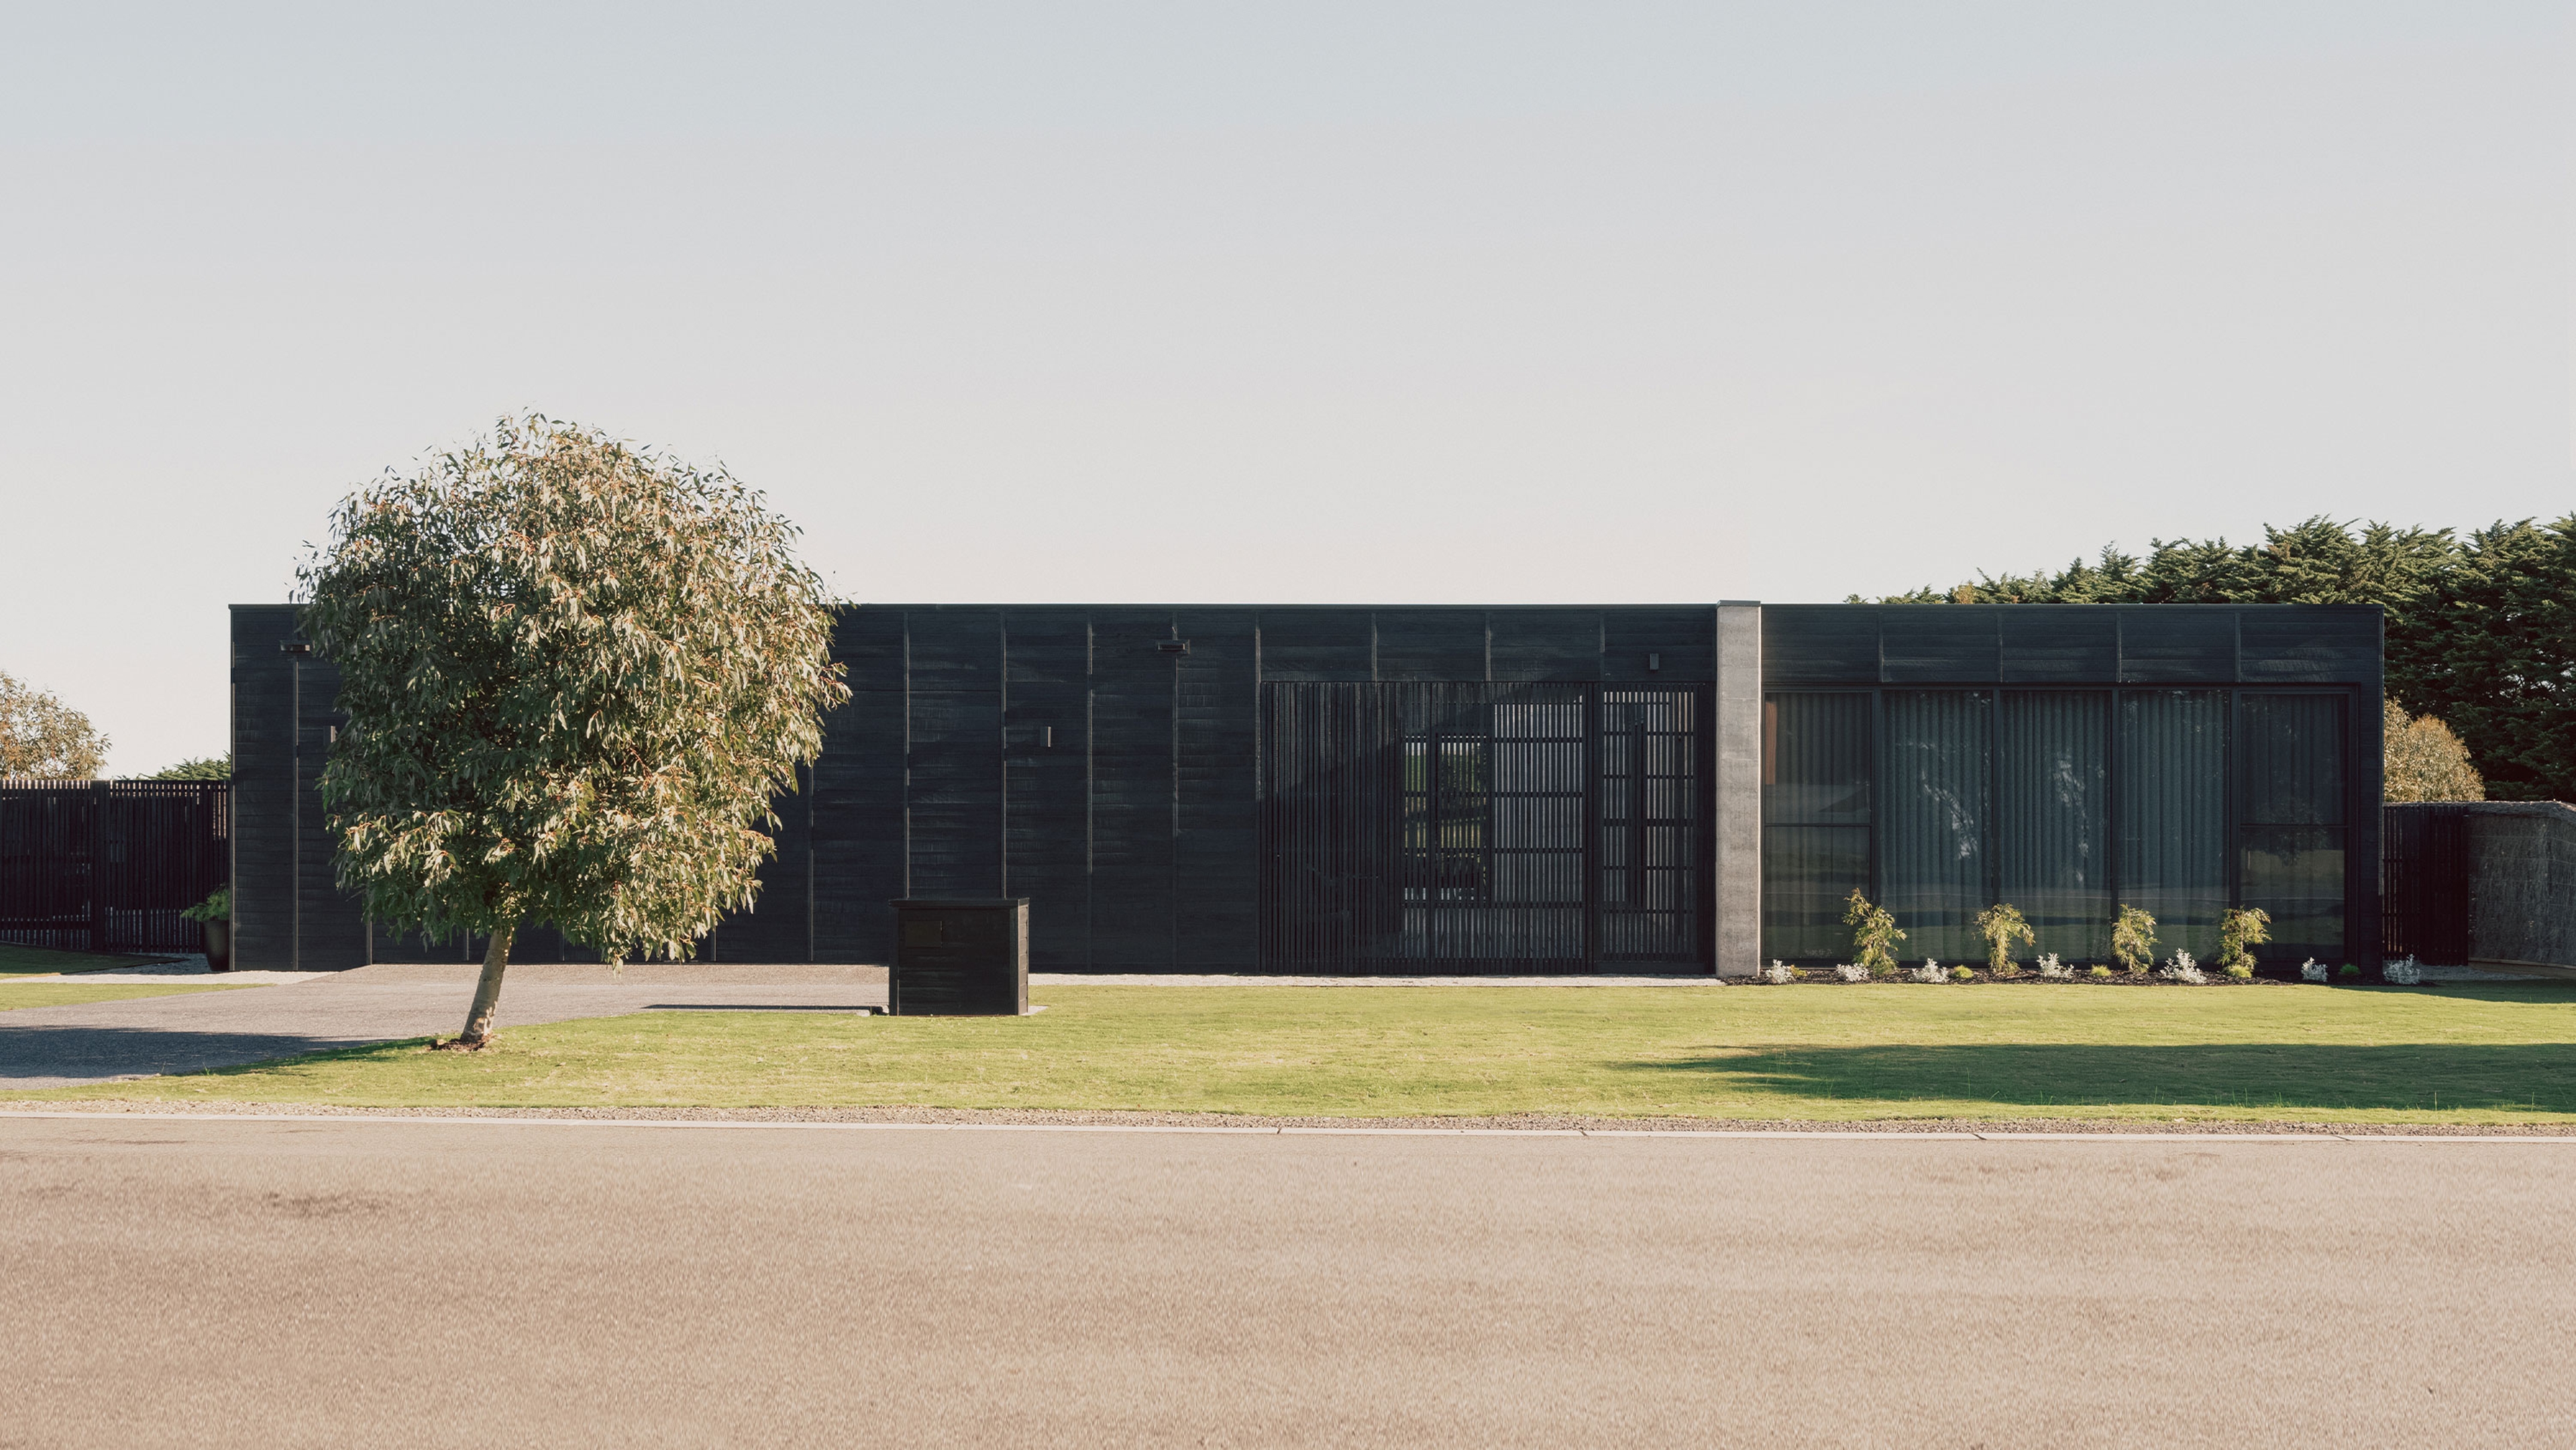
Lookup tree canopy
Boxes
[1870,515,2576,804]
[0,671,108,779]
[298,415,848,1045]
[2381,701,2482,803]
[143,754,231,781]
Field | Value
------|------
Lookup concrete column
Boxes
[1713,602,1762,976]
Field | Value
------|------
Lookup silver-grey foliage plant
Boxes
[297,415,849,1047]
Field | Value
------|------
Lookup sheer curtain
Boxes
[1760,692,1870,960]
[2116,690,2226,960]
[2237,692,2346,957]
[1998,692,2110,962]
[1881,691,1989,964]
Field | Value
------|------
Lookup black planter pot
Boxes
[203,920,233,973]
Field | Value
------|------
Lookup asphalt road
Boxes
[0,964,888,1090]
[5,1117,2571,1448]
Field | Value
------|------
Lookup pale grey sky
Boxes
[0,2,2567,775]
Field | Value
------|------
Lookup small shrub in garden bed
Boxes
[1910,959,1948,984]
[1760,960,1803,984]
[2156,951,2207,985]
[2089,964,2114,980]
[2339,964,2361,979]
[1844,890,1905,979]
[1832,963,1870,983]
[2301,957,2329,983]
[1950,964,1976,982]
[2218,907,2270,980]
[2384,956,2424,986]
[2036,952,2071,979]
[2112,905,2157,976]
[1976,903,2034,977]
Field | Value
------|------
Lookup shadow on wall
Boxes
[1624,1025,2576,1114]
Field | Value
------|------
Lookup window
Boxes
[2236,692,2346,957]
[1762,692,1871,960]
[1998,691,2110,962]
[2117,690,2228,960]
[1762,684,2355,966]
[1881,692,1991,962]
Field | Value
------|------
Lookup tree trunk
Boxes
[451,919,517,1049]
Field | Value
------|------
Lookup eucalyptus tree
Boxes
[0,671,108,778]
[298,416,847,1048]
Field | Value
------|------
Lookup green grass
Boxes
[0,943,185,976]
[25,980,2576,1123]
[0,981,257,1010]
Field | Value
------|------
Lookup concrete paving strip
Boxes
[1029,972,1729,986]
[3,1108,2571,1141]
[9,970,325,985]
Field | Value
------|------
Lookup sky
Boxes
[0,1,2567,776]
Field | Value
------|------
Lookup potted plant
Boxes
[182,886,232,972]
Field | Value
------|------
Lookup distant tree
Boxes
[1872,514,2576,803]
[0,671,108,779]
[2382,701,2483,802]
[297,415,848,1049]
[144,754,231,781]
[2389,517,2576,805]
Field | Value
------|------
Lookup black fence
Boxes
[2380,803,2469,965]
[0,780,229,954]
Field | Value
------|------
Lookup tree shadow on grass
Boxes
[1623,1043,2576,1113]
[0,1025,427,1088]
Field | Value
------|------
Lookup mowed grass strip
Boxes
[31,981,2576,1123]
[1,981,258,1010]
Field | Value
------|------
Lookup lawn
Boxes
[27,980,2576,1123]
[0,980,257,1010]
[0,943,185,976]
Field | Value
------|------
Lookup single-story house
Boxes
[228,601,2383,974]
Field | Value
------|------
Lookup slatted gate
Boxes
[0,781,229,953]
[2381,803,2469,965]
[1259,682,1708,973]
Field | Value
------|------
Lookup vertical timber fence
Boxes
[0,780,229,954]
[2382,800,2576,972]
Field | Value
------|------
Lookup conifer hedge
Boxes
[1876,515,2576,805]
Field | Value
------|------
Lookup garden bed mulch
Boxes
[5,1099,2570,1135]
[1754,970,2437,987]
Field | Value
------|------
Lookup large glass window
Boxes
[2117,690,2228,960]
[1882,691,1990,962]
[2237,692,2346,957]
[1998,692,2110,962]
[1760,684,2353,966]
[1761,692,1870,960]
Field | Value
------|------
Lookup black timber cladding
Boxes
[1762,605,2381,686]
[231,602,2385,972]
[847,606,1715,970]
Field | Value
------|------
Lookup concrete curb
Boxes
[4,1108,2573,1141]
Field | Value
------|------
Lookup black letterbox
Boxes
[889,898,1030,1015]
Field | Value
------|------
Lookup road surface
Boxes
[4,1115,2570,1447]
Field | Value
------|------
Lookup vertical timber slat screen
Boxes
[1260,682,1706,974]
[2380,804,2469,965]
[0,781,230,953]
